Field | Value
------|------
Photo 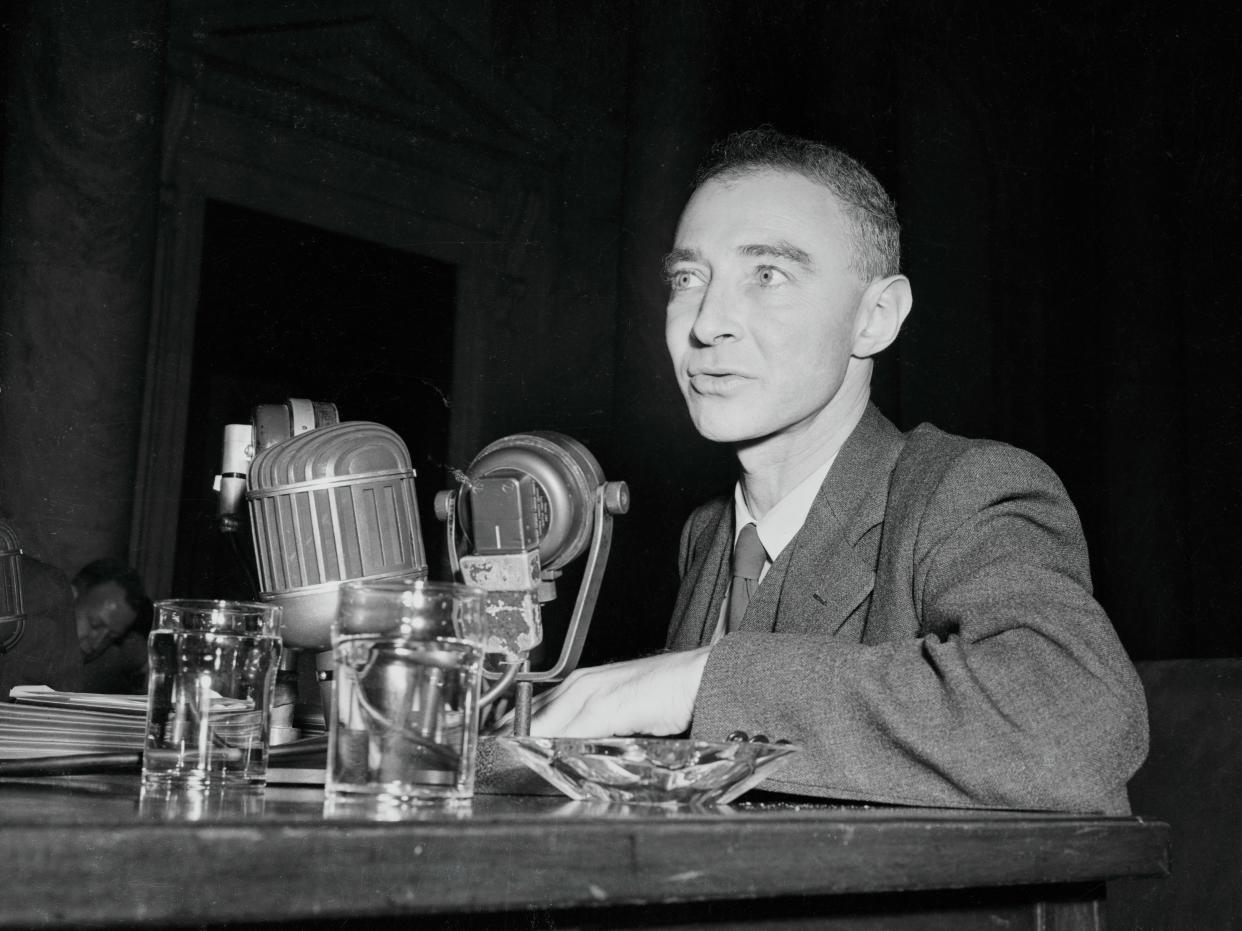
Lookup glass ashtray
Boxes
[499,736,801,807]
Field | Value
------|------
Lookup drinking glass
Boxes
[142,599,283,787]
[326,579,488,803]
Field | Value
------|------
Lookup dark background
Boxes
[608,0,1242,666]
[2,0,1239,668]
[175,202,458,599]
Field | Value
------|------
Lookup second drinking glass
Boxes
[326,579,489,804]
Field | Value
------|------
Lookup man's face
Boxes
[75,580,137,661]
[664,170,870,446]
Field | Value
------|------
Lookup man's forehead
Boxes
[672,170,849,255]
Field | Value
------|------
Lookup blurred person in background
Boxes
[72,558,153,694]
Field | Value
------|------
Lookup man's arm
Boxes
[532,442,1148,813]
[692,441,1148,813]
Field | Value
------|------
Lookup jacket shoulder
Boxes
[885,423,1090,594]
[895,423,1070,502]
[685,496,729,528]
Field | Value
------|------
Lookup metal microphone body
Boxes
[246,421,428,651]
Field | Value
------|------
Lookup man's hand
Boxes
[530,647,712,737]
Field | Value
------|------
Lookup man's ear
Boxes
[852,274,913,358]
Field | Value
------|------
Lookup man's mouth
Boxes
[688,370,747,395]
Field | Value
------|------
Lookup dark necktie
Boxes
[726,522,767,632]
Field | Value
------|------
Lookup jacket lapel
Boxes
[741,404,905,637]
[666,502,733,650]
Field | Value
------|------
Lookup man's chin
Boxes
[691,418,765,446]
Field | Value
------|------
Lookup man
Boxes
[531,128,1148,814]
[73,559,152,693]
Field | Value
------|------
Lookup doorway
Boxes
[172,200,457,600]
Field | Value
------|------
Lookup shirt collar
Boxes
[733,454,835,563]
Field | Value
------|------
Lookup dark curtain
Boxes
[608,0,1242,663]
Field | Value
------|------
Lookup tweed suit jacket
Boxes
[666,404,1149,814]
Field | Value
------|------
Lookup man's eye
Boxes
[755,265,789,286]
[667,269,704,291]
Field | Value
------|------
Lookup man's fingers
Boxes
[523,649,710,738]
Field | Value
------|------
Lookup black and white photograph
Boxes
[1,1,1238,928]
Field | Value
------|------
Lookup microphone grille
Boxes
[247,422,428,594]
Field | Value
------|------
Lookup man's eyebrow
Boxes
[661,247,701,276]
[739,241,813,268]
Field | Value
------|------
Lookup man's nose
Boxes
[689,283,739,346]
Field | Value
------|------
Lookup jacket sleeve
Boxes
[689,442,1149,813]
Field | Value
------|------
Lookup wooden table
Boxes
[0,776,1168,930]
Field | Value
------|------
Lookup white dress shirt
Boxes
[710,455,838,644]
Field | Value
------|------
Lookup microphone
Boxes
[213,402,430,742]
[0,520,25,653]
[215,398,340,532]
[435,432,628,734]
[214,399,429,651]
[244,420,429,651]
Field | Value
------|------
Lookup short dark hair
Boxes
[73,558,154,635]
[693,127,901,281]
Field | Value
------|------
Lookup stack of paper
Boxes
[2,687,328,777]
[1,686,147,759]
